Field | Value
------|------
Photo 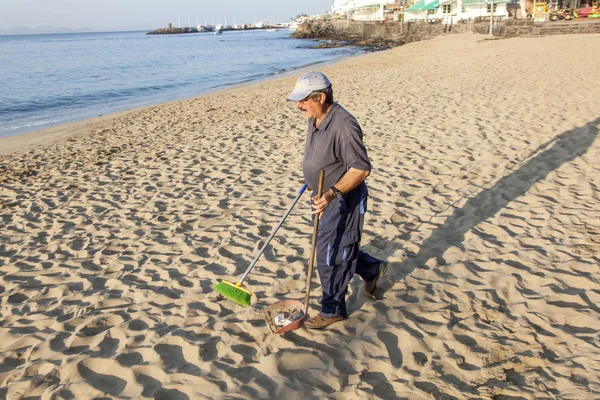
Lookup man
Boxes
[287,71,387,330]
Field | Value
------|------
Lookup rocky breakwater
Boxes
[291,19,473,50]
[147,27,198,35]
[291,20,404,50]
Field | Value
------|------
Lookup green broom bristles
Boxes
[213,280,252,307]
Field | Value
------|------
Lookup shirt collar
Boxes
[313,103,337,132]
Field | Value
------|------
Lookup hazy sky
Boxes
[1,0,331,31]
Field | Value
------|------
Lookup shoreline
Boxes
[0,54,360,156]
[0,29,365,150]
[1,33,599,398]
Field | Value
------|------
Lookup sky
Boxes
[0,0,332,31]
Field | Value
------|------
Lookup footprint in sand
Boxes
[116,352,144,367]
[77,359,136,396]
[377,331,403,368]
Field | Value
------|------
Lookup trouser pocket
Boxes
[319,229,360,267]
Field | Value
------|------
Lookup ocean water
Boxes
[0,30,361,138]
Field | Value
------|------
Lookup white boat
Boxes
[213,29,222,35]
[266,28,278,32]
[288,22,299,31]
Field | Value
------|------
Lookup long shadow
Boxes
[382,117,600,289]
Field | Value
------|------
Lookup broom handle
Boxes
[304,170,325,313]
[238,183,308,284]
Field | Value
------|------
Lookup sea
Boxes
[0,29,361,138]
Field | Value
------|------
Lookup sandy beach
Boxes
[1,32,599,399]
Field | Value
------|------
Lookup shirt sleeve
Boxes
[338,118,372,172]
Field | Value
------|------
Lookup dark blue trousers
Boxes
[313,184,383,318]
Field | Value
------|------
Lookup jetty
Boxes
[147,21,284,35]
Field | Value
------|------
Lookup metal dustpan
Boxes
[262,170,324,334]
[263,299,307,334]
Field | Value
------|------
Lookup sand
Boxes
[1,32,599,399]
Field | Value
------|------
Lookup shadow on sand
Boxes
[351,117,600,310]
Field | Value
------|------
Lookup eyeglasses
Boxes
[297,93,322,104]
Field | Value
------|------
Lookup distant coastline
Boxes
[0,27,149,36]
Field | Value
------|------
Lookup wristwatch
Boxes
[330,186,343,199]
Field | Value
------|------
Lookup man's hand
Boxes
[311,190,334,220]
[310,168,370,220]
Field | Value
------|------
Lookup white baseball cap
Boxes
[286,71,331,101]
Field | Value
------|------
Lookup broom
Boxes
[213,183,308,306]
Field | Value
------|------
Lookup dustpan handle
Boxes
[304,170,325,313]
[238,183,308,284]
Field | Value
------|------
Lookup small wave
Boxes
[0,116,70,136]
[0,82,184,114]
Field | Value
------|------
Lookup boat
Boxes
[288,22,299,31]
[213,29,222,35]
[266,28,278,32]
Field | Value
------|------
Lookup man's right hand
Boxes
[311,190,335,220]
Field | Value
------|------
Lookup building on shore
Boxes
[332,0,594,22]
[332,0,516,22]
[404,0,510,22]
[332,0,400,21]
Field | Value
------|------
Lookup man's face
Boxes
[296,93,325,119]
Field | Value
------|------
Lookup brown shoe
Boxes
[304,314,344,330]
[364,262,388,296]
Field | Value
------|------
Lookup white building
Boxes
[332,0,355,15]
[332,0,399,20]
[404,0,509,22]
